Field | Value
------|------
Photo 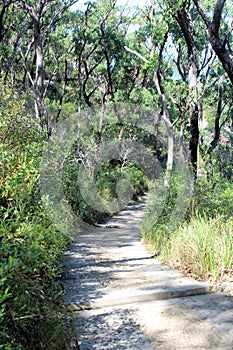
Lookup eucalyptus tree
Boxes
[70,1,131,108]
[0,0,78,133]
[124,2,176,186]
[123,0,232,180]
[173,0,233,177]
[173,2,200,176]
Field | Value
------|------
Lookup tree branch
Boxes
[193,0,233,85]
[212,0,226,35]
[124,46,148,63]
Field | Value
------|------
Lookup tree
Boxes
[1,0,78,133]
[193,0,233,85]
[175,2,199,176]
[125,2,175,186]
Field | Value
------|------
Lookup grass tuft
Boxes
[160,215,233,282]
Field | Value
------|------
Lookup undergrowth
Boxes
[161,215,233,282]
[141,173,233,283]
[0,219,75,350]
[0,85,75,349]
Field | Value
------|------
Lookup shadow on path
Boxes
[62,197,233,350]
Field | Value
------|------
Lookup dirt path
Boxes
[62,198,233,349]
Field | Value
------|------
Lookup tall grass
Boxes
[141,174,233,282]
[161,215,233,281]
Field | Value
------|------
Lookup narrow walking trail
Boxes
[62,198,233,350]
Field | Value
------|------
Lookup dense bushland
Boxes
[0,87,150,349]
[63,159,148,224]
[62,122,151,225]
[0,87,75,350]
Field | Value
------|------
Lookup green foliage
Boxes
[0,84,44,221]
[0,220,72,350]
[142,173,233,282]
[192,179,233,218]
[63,159,148,224]
[96,160,148,200]
[141,171,191,253]
[62,163,104,224]
[62,118,151,224]
[0,85,74,349]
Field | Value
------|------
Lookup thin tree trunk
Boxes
[125,28,174,187]
[22,0,48,130]
[154,71,174,187]
[33,18,46,125]
[176,6,199,176]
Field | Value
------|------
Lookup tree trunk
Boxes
[176,6,199,176]
[154,71,174,187]
[23,0,47,129]
[33,18,45,124]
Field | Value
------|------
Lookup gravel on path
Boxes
[62,197,233,349]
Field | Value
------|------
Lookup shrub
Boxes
[0,85,75,349]
[63,158,148,224]
[0,218,75,349]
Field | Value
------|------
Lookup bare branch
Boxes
[192,0,211,27]
[19,48,34,86]
[124,46,148,63]
[193,0,233,85]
